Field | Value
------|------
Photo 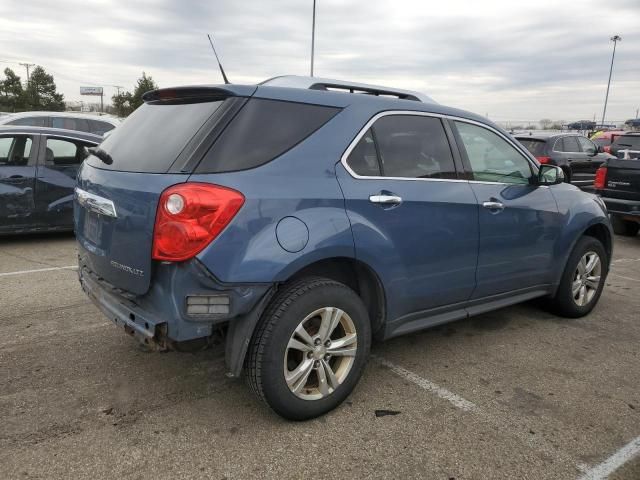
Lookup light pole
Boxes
[310,0,316,77]
[601,35,621,128]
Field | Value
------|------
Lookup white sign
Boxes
[80,86,103,96]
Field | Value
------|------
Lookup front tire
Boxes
[246,277,371,420]
[611,216,639,237]
[549,236,608,318]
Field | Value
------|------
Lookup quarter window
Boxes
[455,121,532,184]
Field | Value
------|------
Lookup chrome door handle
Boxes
[482,201,504,211]
[369,194,402,205]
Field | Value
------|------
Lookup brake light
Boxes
[594,166,607,190]
[603,145,611,154]
[152,183,244,261]
[536,156,551,164]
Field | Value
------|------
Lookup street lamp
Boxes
[310,0,316,77]
[601,35,621,128]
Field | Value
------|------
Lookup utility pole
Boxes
[19,62,35,84]
[310,0,316,77]
[601,35,621,128]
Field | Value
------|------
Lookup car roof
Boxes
[0,126,103,143]
[514,132,582,141]
[0,111,120,125]
[146,77,493,129]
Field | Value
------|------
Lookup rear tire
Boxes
[611,216,639,237]
[549,236,607,318]
[245,277,371,420]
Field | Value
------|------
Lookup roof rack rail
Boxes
[260,75,435,104]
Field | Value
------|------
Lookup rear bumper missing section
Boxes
[80,268,168,348]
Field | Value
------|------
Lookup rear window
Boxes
[517,138,547,156]
[195,99,340,173]
[613,135,640,150]
[52,116,90,132]
[87,100,224,172]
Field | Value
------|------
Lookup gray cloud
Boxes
[1,0,638,122]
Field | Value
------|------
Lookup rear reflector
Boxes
[186,295,230,315]
[536,156,551,164]
[594,166,607,190]
[152,183,244,262]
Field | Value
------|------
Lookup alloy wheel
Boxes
[572,251,601,307]
[283,307,357,400]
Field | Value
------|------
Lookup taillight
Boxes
[603,145,611,154]
[536,156,551,164]
[152,183,244,261]
[594,166,607,190]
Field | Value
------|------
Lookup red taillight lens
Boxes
[536,156,551,164]
[603,145,611,154]
[152,183,244,261]
[594,166,607,190]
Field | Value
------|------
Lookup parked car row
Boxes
[0,111,120,136]
[514,132,614,191]
[0,126,101,234]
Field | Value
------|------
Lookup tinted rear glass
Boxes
[196,99,340,173]
[613,135,640,149]
[517,138,547,156]
[87,100,223,172]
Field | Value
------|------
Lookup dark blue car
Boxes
[74,76,612,419]
[0,126,101,234]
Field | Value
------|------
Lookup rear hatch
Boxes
[599,158,640,202]
[75,86,252,294]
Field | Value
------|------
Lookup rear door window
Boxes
[556,136,580,152]
[196,99,340,173]
[52,117,90,132]
[44,138,90,166]
[370,115,457,179]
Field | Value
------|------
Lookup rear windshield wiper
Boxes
[85,147,113,165]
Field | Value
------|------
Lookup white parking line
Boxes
[578,435,640,480]
[0,265,77,277]
[609,273,640,283]
[374,356,478,412]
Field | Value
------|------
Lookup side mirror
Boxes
[538,164,564,185]
[585,146,597,156]
[596,145,604,154]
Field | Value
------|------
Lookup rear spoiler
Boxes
[143,85,257,104]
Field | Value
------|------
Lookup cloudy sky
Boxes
[1,0,638,123]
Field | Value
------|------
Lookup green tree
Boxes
[111,72,158,117]
[23,66,65,111]
[0,68,26,112]
[111,91,134,117]
[131,72,158,110]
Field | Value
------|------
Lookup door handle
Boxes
[369,194,402,206]
[482,201,504,211]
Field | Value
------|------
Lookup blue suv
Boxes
[74,76,612,420]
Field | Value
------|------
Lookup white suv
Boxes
[0,111,120,136]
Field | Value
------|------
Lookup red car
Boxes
[591,130,626,154]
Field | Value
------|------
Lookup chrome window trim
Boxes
[340,110,539,186]
[0,131,98,145]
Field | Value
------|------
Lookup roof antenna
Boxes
[207,33,230,84]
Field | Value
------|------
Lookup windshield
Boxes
[516,138,547,156]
